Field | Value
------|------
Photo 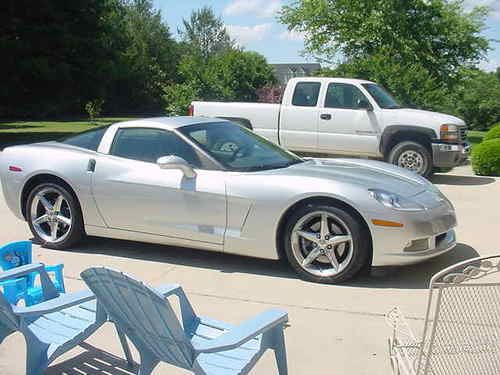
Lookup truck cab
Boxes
[191,77,469,177]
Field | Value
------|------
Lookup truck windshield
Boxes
[362,83,401,109]
[179,122,303,172]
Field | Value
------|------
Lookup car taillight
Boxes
[188,104,194,116]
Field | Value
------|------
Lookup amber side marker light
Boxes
[372,219,404,228]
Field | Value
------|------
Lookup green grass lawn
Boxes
[0,117,135,149]
[467,130,486,149]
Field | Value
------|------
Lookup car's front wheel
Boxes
[283,204,371,284]
[26,182,84,249]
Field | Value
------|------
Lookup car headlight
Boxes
[369,189,424,211]
[440,124,459,143]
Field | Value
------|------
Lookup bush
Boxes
[472,138,500,176]
[85,99,104,122]
[162,83,198,116]
[483,124,500,142]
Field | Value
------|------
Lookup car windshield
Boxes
[362,83,401,109]
[179,122,303,172]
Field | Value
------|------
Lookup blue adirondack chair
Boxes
[0,240,65,306]
[0,263,109,374]
[81,267,289,375]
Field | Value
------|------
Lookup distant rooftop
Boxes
[271,63,322,85]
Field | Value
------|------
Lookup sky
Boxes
[152,0,500,71]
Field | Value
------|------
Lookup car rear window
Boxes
[61,126,108,151]
[292,82,321,107]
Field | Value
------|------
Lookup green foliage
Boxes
[472,138,500,176]
[85,99,105,122]
[448,70,500,130]
[178,6,233,61]
[1,0,179,117]
[483,124,500,141]
[163,83,199,116]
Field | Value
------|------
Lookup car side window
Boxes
[109,127,201,167]
[291,82,321,107]
[61,126,108,151]
[325,83,369,109]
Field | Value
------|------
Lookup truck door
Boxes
[279,81,321,152]
[318,82,380,156]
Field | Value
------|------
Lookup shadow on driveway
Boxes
[431,174,495,186]
[60,237,479,290]
[47,342,136,375]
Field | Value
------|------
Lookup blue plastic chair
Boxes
[0,240,65,305]
[0,263,111,374]
[81,267,289,375]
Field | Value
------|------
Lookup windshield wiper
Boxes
[241,160,303,172]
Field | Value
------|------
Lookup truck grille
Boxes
[459,126,467,142]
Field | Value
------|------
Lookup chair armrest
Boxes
[194,309,288,353]
[44,264,64,273]
[0,263,46,282]
[154,284,196,329]
[13,290,95,318]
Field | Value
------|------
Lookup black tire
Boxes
[283,204,371,284]
[387,141,433,178]
[26,182,85,249]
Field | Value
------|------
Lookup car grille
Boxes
[458,126,467,142]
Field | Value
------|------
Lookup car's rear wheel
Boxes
[283,204,370,284]
[26,182,84,249]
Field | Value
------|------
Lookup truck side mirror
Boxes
[357,99,373,111]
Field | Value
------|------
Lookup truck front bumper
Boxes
[431,142,470,168]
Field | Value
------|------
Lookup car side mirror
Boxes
[157,155,197,178]
[357,99,373,111]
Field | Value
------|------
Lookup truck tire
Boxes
[387,141,433,178]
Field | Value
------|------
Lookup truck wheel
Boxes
[283,204,370,284]
[387,141,433,177]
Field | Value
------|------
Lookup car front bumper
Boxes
[371,200,457,267]
[432,142,470,168]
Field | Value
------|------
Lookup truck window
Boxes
[325,83,369,109]
[292,82,321,107]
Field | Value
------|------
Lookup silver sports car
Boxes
[0,117,457,283]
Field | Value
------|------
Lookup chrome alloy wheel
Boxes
[291,211,353,277]
[397,150,425,173]
[30,187,72,243]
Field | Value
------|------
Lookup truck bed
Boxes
[192,101,281,144]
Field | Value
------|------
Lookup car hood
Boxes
[269,158,434,197]
[386,108,465,126]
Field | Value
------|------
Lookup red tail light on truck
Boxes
[188,104,194,116]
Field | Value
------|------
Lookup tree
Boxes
[280,0,489,86]
[108,0,180,113]
[163,49,276,114]
[179,6,233,61]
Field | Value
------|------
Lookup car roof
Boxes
[112,116,226,130]
[288,76,375,85]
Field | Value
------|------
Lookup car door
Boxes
[91,126,227,244]
[279,81,321,152]
[318,82,381,156]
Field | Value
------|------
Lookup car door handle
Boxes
[87,158,96,172]
[320,113,332,120]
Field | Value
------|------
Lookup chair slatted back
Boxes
[81,267,195,369]
[417,256,500,374]
[0,291,19,333]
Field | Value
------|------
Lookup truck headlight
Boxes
[369,189,424,211]
[440,124,459,142]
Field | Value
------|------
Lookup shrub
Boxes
[85,99,104,122]
[483,124,500,142]
[163,83,198,116]
[472,138,500,176]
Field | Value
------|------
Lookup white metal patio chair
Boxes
[387,255,500,375]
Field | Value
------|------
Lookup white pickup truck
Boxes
[190,77,470,177]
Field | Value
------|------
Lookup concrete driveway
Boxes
[0,165,498,374]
